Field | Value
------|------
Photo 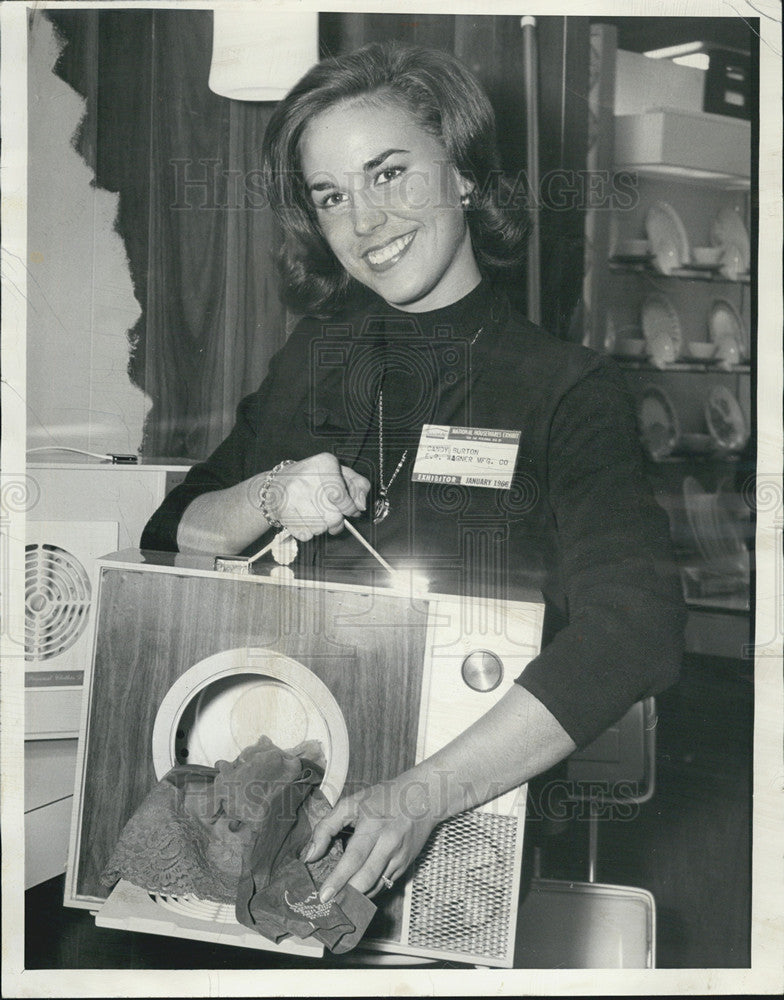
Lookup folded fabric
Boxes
[212,735,324,830]
[100,734,376,952]
[244,857,377,955]
[235,783,377,954]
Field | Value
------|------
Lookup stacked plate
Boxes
[638,386,680,459]
[641,294,682,368]
[704,385,749,452]
[711,206,750,281]
[644,201,750,280]
[708,299,748,366]
[682,476,749,579]
[645,202,690,275]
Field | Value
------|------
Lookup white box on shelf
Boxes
[614,109,750,183]
[615,50,705,116]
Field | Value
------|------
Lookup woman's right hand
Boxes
[259,452,370,542]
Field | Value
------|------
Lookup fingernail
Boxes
[300,843,314,862]
[319,885,335,903]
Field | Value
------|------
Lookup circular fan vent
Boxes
[25,543,92,661]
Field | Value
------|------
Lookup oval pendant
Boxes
[271,531,298,566]
[373,497,390,524]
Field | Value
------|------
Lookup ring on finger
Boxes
[380,874,395,890]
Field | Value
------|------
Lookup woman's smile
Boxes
[299,98,480,311]
[363,230,417,270]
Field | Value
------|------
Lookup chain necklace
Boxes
[373,387,409,524]
[371,323,483,524]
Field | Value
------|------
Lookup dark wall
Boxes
[321,13,591,337]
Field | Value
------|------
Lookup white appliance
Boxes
[66,548,544,967]
[23,460,189,888]
[25,518,118,739]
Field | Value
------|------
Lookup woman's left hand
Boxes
[302,776,438,901]
[302,684,578,903]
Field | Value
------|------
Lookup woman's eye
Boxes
[317,191,347,210]
[375,166,405,186]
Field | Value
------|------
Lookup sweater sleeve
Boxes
[514,361,687,747]
[139,317,322,553]
[139,386,267,552]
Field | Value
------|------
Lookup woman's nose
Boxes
[350,189,386,235]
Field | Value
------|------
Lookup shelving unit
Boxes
[611,358,750,374]
[582,42,753,647]
[608,259,750,285]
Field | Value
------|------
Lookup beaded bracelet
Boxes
[256,459,295,529]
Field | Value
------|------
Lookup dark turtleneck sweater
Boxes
[141,280,685,747]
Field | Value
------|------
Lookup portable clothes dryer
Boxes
[65,548,544,967]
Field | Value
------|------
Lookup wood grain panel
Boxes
[410,13,454,51]
[454,12,496,75]
[321,11,454,55]
[319,12,368,59]
[581,23,618,352]
[76,569,429,901]
[347,13,416,47]
[535,17,590,339]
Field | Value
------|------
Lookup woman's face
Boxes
[299,97,480,312]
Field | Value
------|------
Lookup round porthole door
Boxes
[151,646,349,806]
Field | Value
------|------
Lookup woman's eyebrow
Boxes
[308,177,337,193]
[306,149,411,193]
[363,148,410,172]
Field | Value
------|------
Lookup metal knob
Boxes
[461,650,504,692]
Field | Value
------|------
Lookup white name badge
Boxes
[411,424,521,490]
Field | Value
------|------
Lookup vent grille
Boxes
[151,894,236,924]
[25,543,92,662]
[408,810,519,960]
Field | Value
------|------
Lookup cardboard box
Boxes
[616,50,705,116]
[615,109,750,180]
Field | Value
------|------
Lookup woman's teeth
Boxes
[366,232,415,266]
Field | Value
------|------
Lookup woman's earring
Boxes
[460,193,472,209]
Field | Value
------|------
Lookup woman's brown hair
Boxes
[262,41,528,315]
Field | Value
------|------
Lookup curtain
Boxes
[49,8,287,460]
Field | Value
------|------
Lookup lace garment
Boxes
[101,735,376,952]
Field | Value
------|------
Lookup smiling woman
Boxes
[141,41,685,914]
[299,100,479,311]
[261,42,528,315]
